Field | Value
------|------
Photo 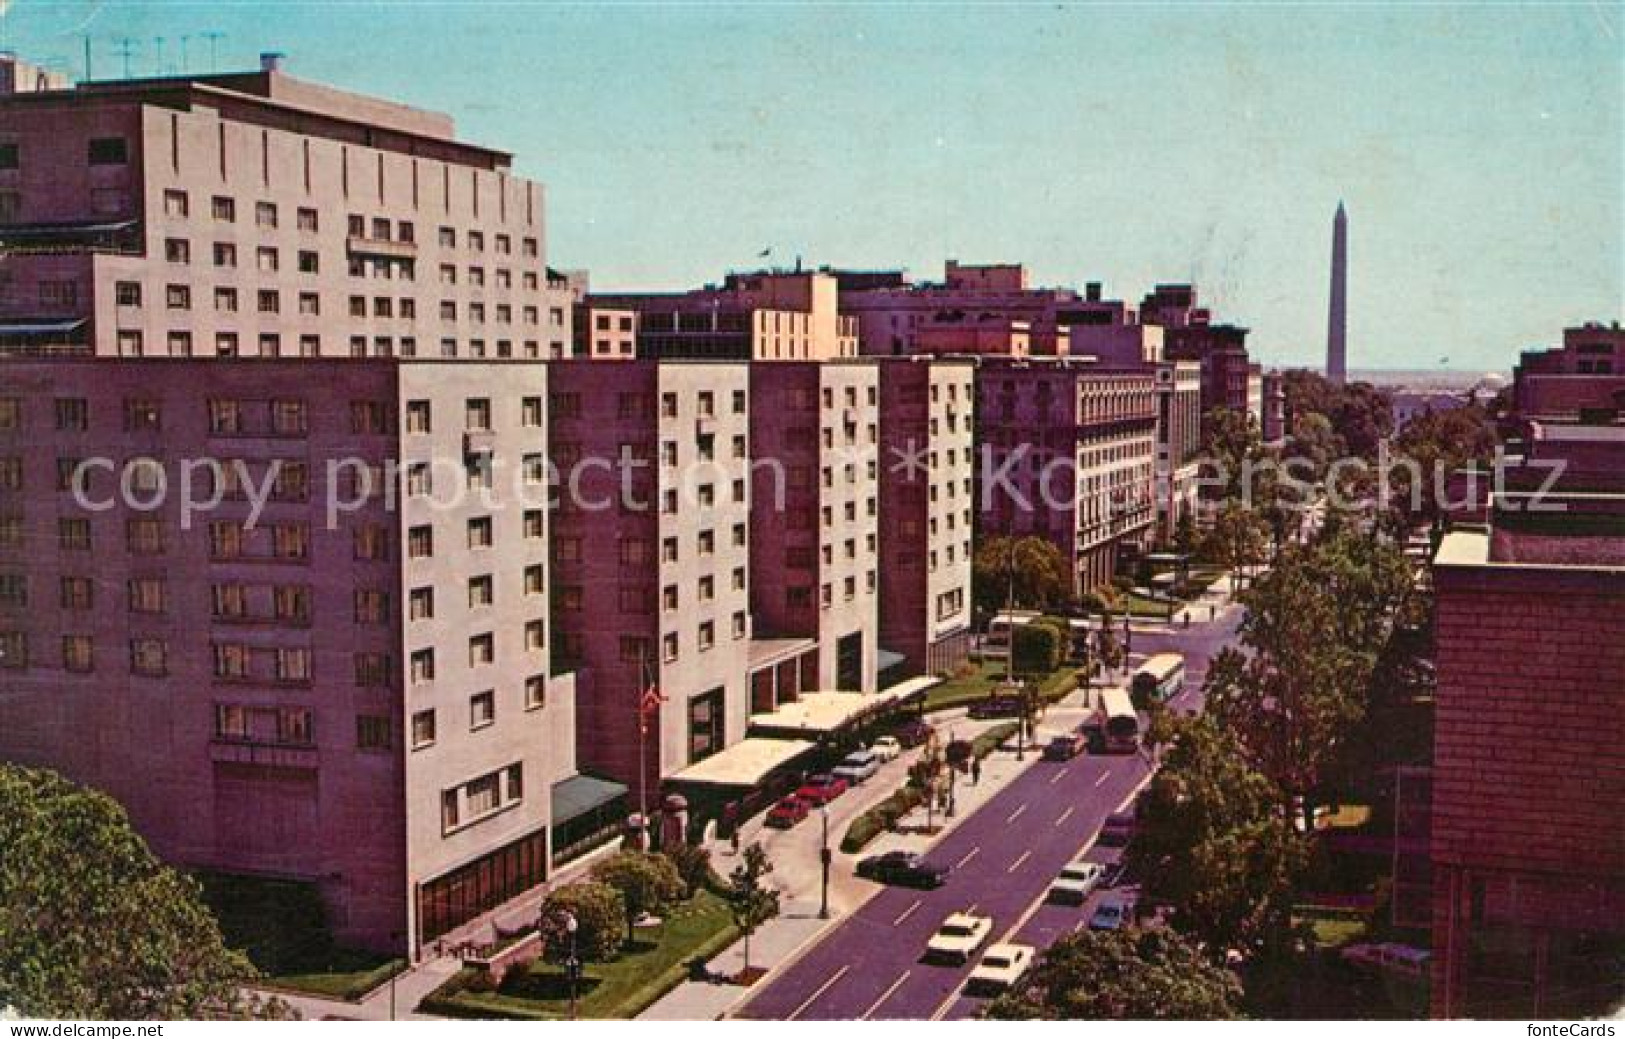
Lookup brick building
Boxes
[1429,493,1625,1017]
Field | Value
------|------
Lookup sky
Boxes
[3,1,1621,372]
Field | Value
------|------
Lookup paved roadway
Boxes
[737,608,1242,1021]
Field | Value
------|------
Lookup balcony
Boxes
[0,219,142,256]
[209,737,319,770]
[346,234,418,260]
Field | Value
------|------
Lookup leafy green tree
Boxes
[1283,411,1342,481]
[723,844,780,976]
[983,927,1242,1020]
[660,842,715,899]
[1388,403,1498,526]
[0,765,294,1020]
[1125,717,1308,961]
[1011,620,1060,677]
[1201,501,1270,588]
[1199,407,1264,501]
[537,882,624,963]
[591,851,686,946]
[1203,531,1409,830]
[973,535,1071,615]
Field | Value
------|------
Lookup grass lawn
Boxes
[194,870,405,1001]
[1120,590,1177,617]
[921,660,1081,714]
[426,889,738,1020]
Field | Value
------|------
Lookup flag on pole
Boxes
[757,246,772,259]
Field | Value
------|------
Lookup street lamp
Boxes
[563,912,580,1020]
[818,803,831,920]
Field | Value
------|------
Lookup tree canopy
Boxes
[590,851,686,945]
[972,535,1072,615]
[983,927,1242,1020]
[0,765,291,1020]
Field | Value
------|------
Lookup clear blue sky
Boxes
[5,1,1620,371]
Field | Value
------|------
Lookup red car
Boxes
[765,796,810,829]
[795,773,849,805]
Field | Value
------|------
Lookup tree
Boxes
[1125,717,1308,961]
[1010,621,1060,677]
[1203,530,1410,830]
[0,765,293,1020]
[1388,403,1498,527]
[983,927,1242,1020]
[723,844,780,978]
[1201,501,1270,588]
[972,536,1071,615]
[1199,408,1264,501]
[537,882,624,963]
[660,842,715,899]
[591,851,685,946]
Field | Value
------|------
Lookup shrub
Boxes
[536,881,624,963]
[1012,622,1061,677]
[592,851,686,944]
[660,842,716,898]
[971,722,1019,760]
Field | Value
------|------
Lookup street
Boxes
[736,605,1242,1021]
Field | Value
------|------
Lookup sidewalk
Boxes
[637,693,1103,1021]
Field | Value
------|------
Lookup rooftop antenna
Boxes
[114,37,137,78]
[201,31,224,72]
[80,31,92,82]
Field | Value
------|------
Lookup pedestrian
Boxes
[971,757,982,787]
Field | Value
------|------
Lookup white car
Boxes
[832,749,882,784]
[926,911,994,964]
[1047,859,1105,904]
[870,736,902,762]
[966,943,1036,994]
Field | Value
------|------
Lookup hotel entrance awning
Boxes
[550,774,629,825]
[666,737,818,788]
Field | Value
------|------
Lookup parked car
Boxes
[870,736,903,762]
[894,719,934,749]
[832,749,882,785]
[765,796,810,829]
[1097,811,1137,847]
[1043,732,1088,761]
[968,696,1023,720]
[1047,859,1106,904]
[966,943,1036,995]
[795,773,848,805]
[856,850,950,889]
[926,911,994,964]
[1088,898,1130,931]
[1341,942,1431,980]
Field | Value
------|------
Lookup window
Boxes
[468,575,493,608]
[214,287,238,313]
[297,207,318,232]
[524,510,544,539]
[663,631,679,662]
[524,565,545,596]
[525,675,546,710]
[257,289,280,313]
[61,635,95,673]
[467,516,493,549]
[88,137,128,165]
[130,638,166,676]
[688,687,725,763]
[58,518,90,551]
[698,621,715,651]
[127,577,165,614]
[126,519,164,555]
[465,398,491,431]
[356,715,391,752]
[297,250,318,274]
[354,588,388,624]
[408,525,434,559]
[55,397,89,431]
[164,238,189,264]
[0,574,23,607]
[275,646,312,683]
[409,587,435,620]
[255,201,278,229]
[355,653,391,686]
[163,189,188,218]
[525,619,545,651]
[354,524,390,562]
[0,631,26,669]
[213,242,236,268]
[468,633,494,667]
[405,400,432,434]
[470,690,495,729]
[412,709,437,748]
[410,648,436,683]
[0,142,16,169]
[521,396,543,427]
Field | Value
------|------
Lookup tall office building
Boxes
[1327,201,1348,385]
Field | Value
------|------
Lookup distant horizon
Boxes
[3,1,1619,372]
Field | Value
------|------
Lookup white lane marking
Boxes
[1005,804,1028,824]
[788,963,850,1021]
[955,846,980,869]
[1049,767,1068,785]
[893,898,922,926]
[1094,772,1109,787]
[1007,849,1033,874]
[861,969,913,1020]
[1055,806,1075,827]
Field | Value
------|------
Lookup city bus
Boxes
[1094,687,1140,754]
[1131,653,1186,704]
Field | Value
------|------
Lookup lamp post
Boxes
[818,803,831,920]
[563,912,580,1020]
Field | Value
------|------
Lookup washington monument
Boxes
[1326,200,1348,385]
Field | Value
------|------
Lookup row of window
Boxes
[406,623,546,683]
[0,632,167,675]
[409,678,547,751]
[162,192,316,232]
[550,522,746,566]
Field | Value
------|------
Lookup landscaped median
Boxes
[420,889,739,1020]
[838,721,1019,854]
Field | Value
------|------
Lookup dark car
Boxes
[1044,732,1088,761]
[968,696,1023,720]
[855,850,951,889]
[795,773,849,806]
[894,719,935,749]
[1097,811,1137,847]
[765,796,810,829]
